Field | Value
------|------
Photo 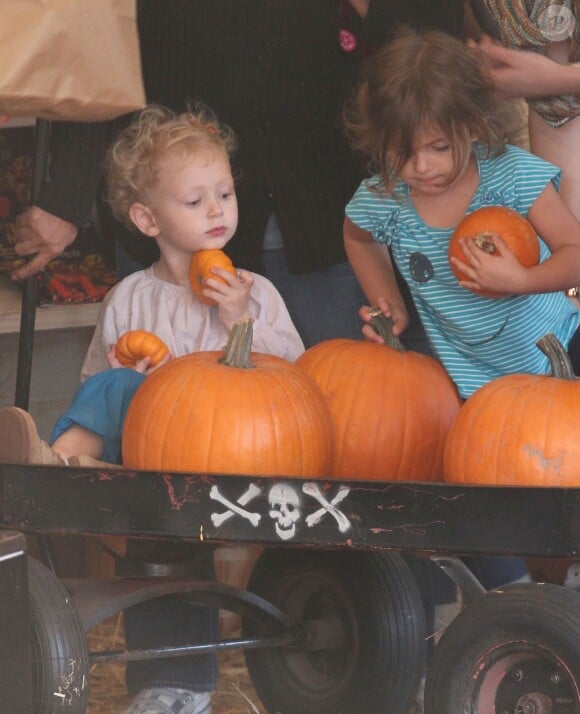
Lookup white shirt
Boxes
[81,266,304,379]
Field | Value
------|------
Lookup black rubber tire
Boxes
[29,557,90,713]
[243,548,426,714]
[424,583,580,713]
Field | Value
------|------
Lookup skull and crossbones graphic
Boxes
[209,481,352,539]
[268,484,301,540]
[210,483,262,527]
[302,482,351,533]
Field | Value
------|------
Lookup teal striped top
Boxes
[345,144,580,398]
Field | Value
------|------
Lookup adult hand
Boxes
[470,35,579,99]
[11,206,79,280]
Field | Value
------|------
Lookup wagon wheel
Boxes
[424,583,580,713]
[243,548,426,714]
[29,557,89,713]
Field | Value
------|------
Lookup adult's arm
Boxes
[472,37,580,99]
[11,118,125,279]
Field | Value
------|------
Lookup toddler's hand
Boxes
[205,267,254,330]
[106,344,172,374]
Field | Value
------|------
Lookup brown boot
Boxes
[0,406,67,465]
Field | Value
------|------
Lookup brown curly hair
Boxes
[344,28,515,196]
[105,104,237,229]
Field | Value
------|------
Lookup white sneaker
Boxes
[123,688,212,714]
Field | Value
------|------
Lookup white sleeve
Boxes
[80,281,132,380]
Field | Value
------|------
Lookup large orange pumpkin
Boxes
[116,330,169,368]
[444,334,580,486]
[122,319,334,477]
[189,249,237,305]
[448,206,540,297]
[296,311,462,481]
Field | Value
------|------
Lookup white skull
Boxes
[268,484,301,540]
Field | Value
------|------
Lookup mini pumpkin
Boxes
[122,319,334,477]
[296,311,461,481]
[116,330,169,368]
[448,206,540,297]
[189,249,237,305]
[444,334,580,486]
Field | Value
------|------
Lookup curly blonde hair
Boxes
[344,28,516,196]
[105,104,237,229]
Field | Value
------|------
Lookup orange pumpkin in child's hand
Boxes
[189,249,237,305]
[116,330,169,368]
[448,206,540,297]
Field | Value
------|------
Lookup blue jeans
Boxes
[124,539,218,695]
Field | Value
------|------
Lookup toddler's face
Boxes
[145,147,238,255]
[393,125,457,197]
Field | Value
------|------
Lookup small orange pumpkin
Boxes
[116,330,169,368]
[444,334,580,486]
[189,249,237,305]
[448,206,540,297]
[296,311,462,481]
[122,319,334,477]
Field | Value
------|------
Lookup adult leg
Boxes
[123,540,218,705]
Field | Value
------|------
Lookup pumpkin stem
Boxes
[218,318,256,369]
[474,232,497,254]
[368,306,406,351]
[536,333,576,380]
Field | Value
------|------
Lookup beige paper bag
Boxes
[0,0,146,121]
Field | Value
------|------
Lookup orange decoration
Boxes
[189,249,237,305]
[122,319,334,477]
[448,206,540,297]
[116,330,169,368]
[296,313,461,481]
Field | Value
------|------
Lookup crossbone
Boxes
[210,484,262,527]
[303,483,351,533]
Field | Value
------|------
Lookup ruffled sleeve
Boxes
[345,178,401,247]
[473,144,561,218]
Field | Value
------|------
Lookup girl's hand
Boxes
[451,234,528,295]
[106,344,172,374]
[203,267,254,330]
[359,300,409,343]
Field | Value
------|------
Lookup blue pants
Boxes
[51,368,145,464]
